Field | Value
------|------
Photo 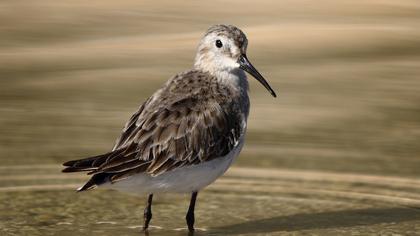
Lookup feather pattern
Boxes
[62,69,249,190]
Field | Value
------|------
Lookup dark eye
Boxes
[215,40,223,48]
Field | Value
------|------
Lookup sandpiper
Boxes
[62,24,276,232]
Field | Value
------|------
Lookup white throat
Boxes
[216,68,248,93]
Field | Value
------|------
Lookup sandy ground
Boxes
[1,0,420,235]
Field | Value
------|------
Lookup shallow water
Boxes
[2,0,420,235]
[2,166,420,235]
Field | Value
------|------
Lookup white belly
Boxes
[101,138,245,194]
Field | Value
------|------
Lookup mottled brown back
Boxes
[62,70,245,190]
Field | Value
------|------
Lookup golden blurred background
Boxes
[2,0,420,175]
[1,0,420,235]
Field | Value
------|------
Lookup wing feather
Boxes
[62,70,246,189]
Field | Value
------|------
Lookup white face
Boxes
[194,33,248,73]
[194,25,277,97]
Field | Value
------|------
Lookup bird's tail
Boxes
[62,152,109,173]
[62,152,113,191]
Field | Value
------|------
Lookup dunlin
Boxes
[63,24,276,232]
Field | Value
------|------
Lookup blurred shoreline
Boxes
[1,0,420,177]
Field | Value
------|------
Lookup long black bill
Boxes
[238,54,277,97]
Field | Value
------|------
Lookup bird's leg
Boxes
[186,191,198,232]
[143,194,153,231]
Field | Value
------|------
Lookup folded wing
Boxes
[62,85,242,190]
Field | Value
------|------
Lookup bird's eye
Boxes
[215,40,223,48]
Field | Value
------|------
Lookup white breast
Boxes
[100,137,245,195]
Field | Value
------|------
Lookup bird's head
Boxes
[194,24,276,97]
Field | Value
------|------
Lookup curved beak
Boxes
[238,54,277,97]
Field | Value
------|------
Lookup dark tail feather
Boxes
[62,153,110,173]
[61,149,138,191]
[77,173,110,192]
[62,153,113,191]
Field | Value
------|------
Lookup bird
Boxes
[62,24,276,232]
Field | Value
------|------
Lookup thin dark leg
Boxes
[186,191,198,232]
[143,194,153,231]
